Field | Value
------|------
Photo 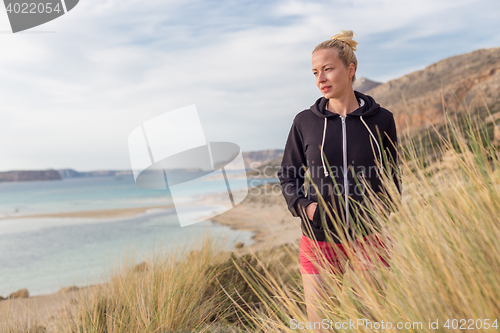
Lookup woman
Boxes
[277,30,402,328]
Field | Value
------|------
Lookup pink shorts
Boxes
[300,231,393,275]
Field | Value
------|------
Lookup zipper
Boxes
[341,115,349,231]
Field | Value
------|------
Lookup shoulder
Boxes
[375,106,394,119]
[380,107,393,116]
[370,106,395,124]
[293,96,324,124]
[293,108,317,126]
[362,107,395,135]
[356,91,394,123]
[375,108,397,138]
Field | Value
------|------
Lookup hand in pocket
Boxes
[306,202,318,221]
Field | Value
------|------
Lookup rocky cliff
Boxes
[367,47,500,136]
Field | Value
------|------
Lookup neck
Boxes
[326,90,358,117]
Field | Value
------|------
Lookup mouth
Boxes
[321,86,331,93]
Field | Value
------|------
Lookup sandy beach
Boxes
[0,181,302,330]
[0,285,101,332]
[4,204,175,219]
[202,182,302,253]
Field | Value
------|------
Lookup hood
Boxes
[310,91,380,118]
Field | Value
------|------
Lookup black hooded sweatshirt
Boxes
[277,91,402,243]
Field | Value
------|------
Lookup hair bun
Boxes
[331,30,358,52]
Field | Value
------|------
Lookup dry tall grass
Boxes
[50,233,300,333]
[3,104,500,333]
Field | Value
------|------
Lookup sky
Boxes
[0,0,499,172]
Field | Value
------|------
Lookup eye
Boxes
[325,68,332,71]
[313,72,318,76]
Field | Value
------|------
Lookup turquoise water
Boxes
[0,174,277,296]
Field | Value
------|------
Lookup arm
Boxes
[277,118,315,219]
[382,113,402,209]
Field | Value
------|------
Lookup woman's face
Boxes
[311,48,355,100]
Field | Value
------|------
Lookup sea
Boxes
[0,173,278,297]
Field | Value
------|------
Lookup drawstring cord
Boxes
[321,118,328,177]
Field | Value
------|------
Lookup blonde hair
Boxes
[313,30,359,83]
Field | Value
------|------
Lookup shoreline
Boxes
[2,204,175,220]
[0,181,302,329]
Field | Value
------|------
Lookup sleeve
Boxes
[277,118,314,218]
[382,113,402,207]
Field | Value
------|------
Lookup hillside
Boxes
[367,47,500,136]
[353,77,382,93]
[0,170,61,183]
[58,169,133,178]
[242,149,283,177]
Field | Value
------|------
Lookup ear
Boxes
[348,63,356,79]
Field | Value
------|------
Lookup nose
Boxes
[316,71,326,84]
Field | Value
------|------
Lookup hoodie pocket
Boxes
[309,204,323,230]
